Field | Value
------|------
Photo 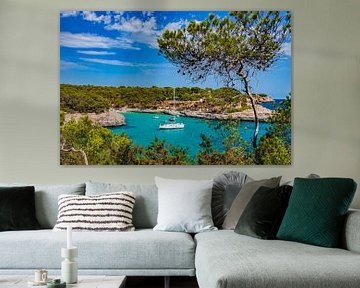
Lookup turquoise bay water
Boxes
[110,112,273,157]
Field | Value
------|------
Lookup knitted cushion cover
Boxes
[53,192,135,231]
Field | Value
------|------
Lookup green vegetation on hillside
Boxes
[258,95,291,165]
[60,113,191,165]
[60,84,251,113]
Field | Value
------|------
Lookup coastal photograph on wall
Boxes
[60,10,292,165]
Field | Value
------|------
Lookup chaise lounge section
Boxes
[195,216,360,288]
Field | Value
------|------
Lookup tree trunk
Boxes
[241,75,260,163]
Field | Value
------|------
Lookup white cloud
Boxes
[62,12,188,51]
[82,11,99,21]
[130,33,158,49]
[82,11,112,25]
[80,57,171,68]
[281,42,291,57]
[105,16,160,48]
[81,58,134,66]
[119,17,144,33]
[77,50,116,55]
[60,32,140,50]
[107,16,157,35]
[142,17,157,35]
[142,11,154,17]
[60,11,79,18]
[60,60,86,70]
[162,19,187,31]
[106,16,185,49]
[114,12,124,22]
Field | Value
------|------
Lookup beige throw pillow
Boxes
[222,177,281,230]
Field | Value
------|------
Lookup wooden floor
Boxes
[126,276,199,288]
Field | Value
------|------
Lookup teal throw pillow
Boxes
[277,178,357,247]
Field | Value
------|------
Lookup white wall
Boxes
[0,0,359,208]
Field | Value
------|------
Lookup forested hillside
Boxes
[60,84,254,113]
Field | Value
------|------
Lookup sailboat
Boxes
[159,88,185,130]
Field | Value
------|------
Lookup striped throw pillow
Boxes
[53,192,136,231]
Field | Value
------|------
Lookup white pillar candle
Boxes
[67,225,72,249]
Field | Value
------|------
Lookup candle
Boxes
[67,225,72,249]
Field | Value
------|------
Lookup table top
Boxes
[0,275,126,288]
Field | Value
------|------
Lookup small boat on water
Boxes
[159,122,185,129]
[159,88,185,130]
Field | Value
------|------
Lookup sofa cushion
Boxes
[0,229,195,271]
[277,178,357,247]
[86,182,158,229]
[0,183,86,229]
[222,177,281,230]
[154,177,216,233]
[234,185,292,239]
[195,230,360,288]
[212,171,251,228]
[53,192,136,232]
[0,186,40,231]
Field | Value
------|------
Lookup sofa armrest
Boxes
[342,209,360,253]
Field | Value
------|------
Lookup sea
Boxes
[109,99,283,157]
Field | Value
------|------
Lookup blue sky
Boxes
[60,11,291,99]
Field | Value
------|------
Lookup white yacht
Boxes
[159,88,185,130]
[159,122,185,129]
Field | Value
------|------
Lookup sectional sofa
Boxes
[0,181,359,288]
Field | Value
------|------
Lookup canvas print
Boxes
[60,11,291,165]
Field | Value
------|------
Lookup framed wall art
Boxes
[60,10,291,165]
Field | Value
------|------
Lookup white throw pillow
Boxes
[153,177,217,233]
[53,192,135,232]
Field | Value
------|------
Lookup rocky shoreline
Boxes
[65,109,126,127]
[117,104,273,122]
[65,103,273,128]
[254,96,274,104]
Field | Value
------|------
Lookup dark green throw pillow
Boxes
[0,186,41,231]
[234,185,293,239]
[277,178,357,247]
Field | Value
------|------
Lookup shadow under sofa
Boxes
[0,181,359,288]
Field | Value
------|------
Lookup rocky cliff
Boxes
[182,105,273,122]
[65,109,126,127]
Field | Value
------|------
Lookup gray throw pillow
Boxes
[222,177,281,230]
[212,171,252,228]
[283,174,320,186]
[153,177,217,233]
[0,183,85,228]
